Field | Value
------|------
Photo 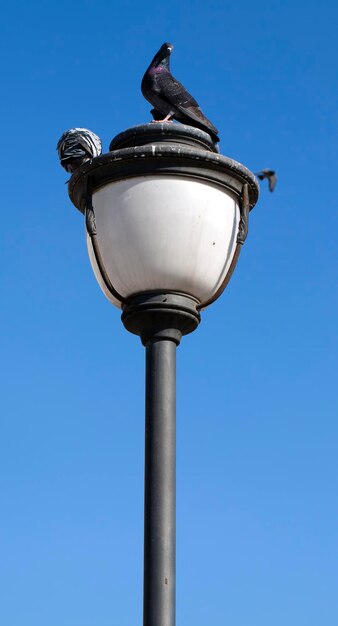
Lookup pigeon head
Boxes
[150,42,174,68]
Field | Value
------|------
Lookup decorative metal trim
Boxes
[84,196,97,236]
[198,182,250,309]
[237,183,250,245]
[109,122,218,153]
[69,143,259,214]
[197,244,242,310]
[83,181,127,305]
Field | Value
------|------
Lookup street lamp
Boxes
[67,122,259,626]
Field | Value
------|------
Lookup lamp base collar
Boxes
[121,292,201,346]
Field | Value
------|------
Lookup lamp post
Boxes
[67,122,259,626]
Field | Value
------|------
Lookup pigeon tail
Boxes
[57,128,102,173]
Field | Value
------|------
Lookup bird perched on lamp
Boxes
[141,42,219,143]
[56,128,102,173]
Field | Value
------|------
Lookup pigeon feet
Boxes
[151,113,174,123]
[151,119,174,124]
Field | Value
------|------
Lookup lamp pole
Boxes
[67,123,259,626]
[143,336,176,626]
[122,292,200,626]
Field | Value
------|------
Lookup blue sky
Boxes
[1,1,338,624]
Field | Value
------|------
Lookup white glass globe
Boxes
[86,174,240,309]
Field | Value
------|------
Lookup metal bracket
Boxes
[237,183,250,245]
[82,184,127,305]
[85,196,97,236]
[197,185,249,309]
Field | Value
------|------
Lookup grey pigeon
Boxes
[256,169,277,192]
[141,42,219,143]
[56,128,102,173]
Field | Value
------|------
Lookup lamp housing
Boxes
[68,123,259,316]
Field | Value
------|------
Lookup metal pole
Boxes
[143,338,176,626]
[121,292,200,626]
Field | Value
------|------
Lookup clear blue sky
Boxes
[1,1,338,625]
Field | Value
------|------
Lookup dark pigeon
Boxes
[141,42,219,143]
[56,128,102,173]
[256,169,277,192]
